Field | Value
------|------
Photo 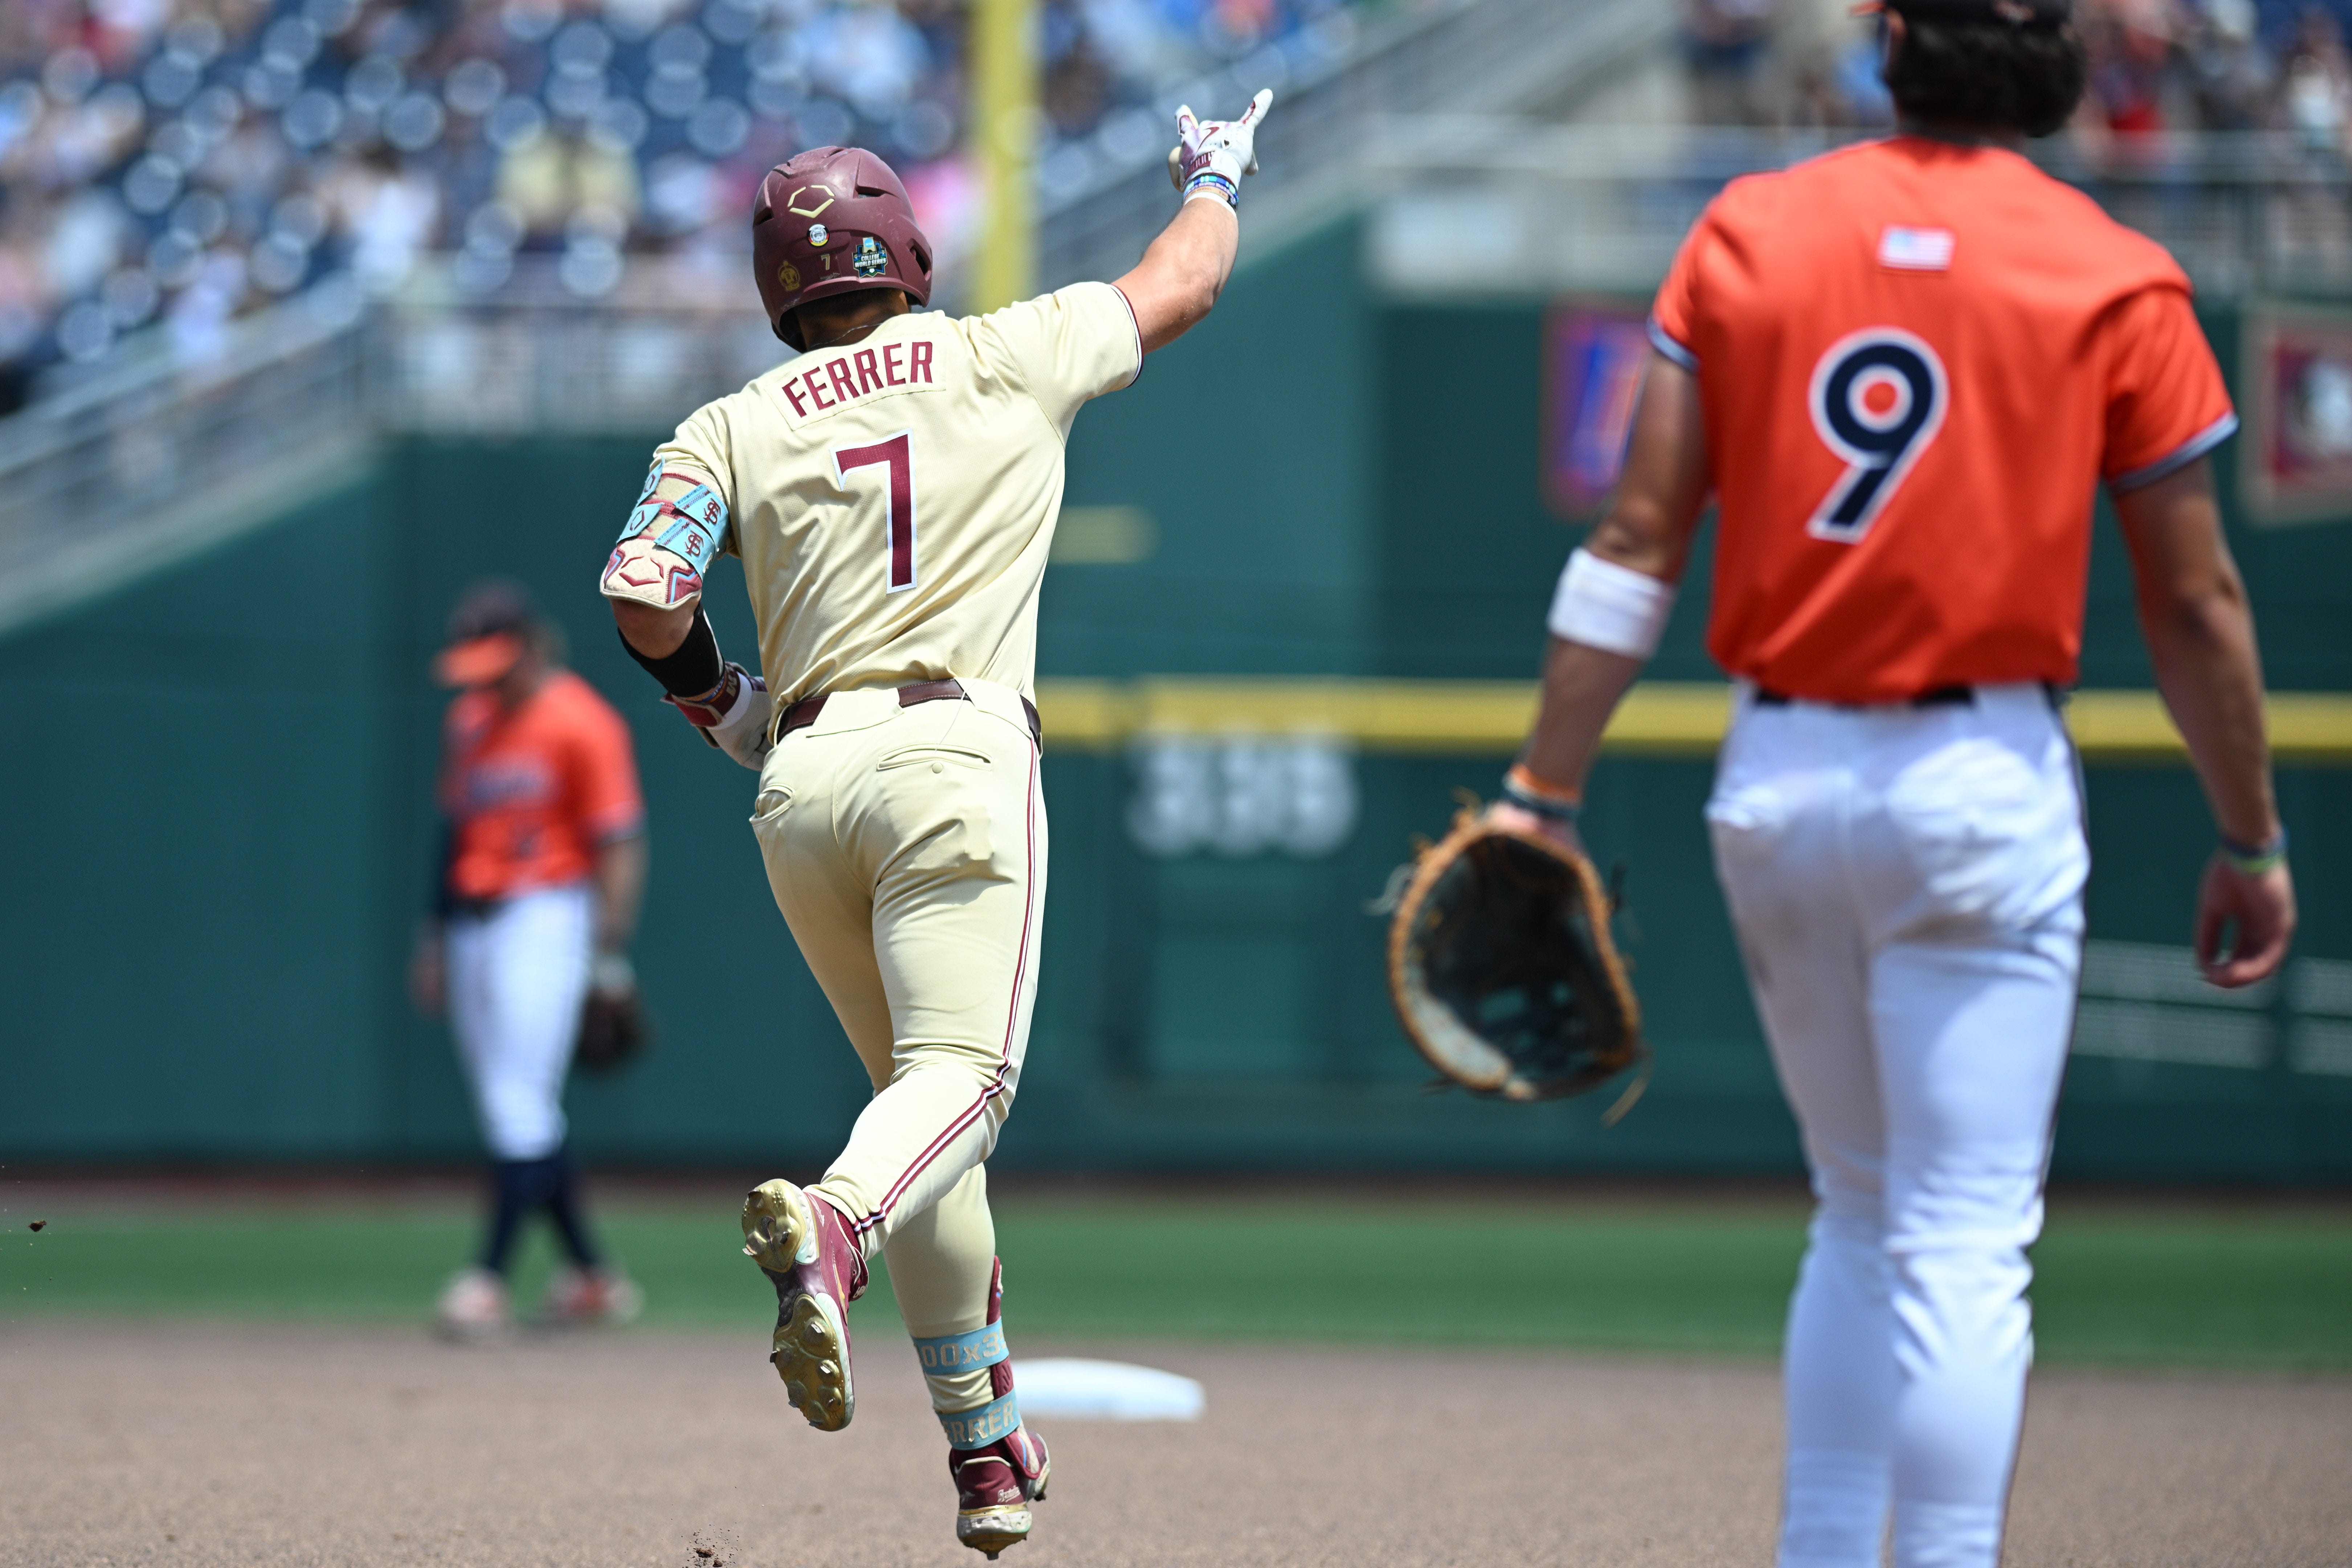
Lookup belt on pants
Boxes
[1752,683,2066,712]
[1753,684,1976,710]
[774,678,1043,748]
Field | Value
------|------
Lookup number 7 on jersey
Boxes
[834,432,918,593]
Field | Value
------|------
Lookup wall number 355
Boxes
[1127,735,1359,859]
[1806,328,1947,544]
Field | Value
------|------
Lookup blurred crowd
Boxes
[1683,0,2352,144]
[0,0,1362,412]
[26,0,2352,418]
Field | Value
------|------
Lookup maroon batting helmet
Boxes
[752,146,933,348]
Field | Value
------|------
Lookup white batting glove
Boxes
[664,663,773,771]
[1167,88,1273,207]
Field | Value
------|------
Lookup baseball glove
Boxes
[1384,806,1646,1115]
[575,987,651,1075]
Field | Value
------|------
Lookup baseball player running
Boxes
[596,97,1272,1555]
[412,582,649,1338]
[1491,5,2294,1565]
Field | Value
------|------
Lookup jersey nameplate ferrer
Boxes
[777,339,940,428]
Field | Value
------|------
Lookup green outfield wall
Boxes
[5,220,2351,1182]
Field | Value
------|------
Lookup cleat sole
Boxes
[957,1504,1033,1557]
[744,1177,854,1432]
[770,1291,853,1431]
[956,1445,1046,1556]
[741,1179,817,1272]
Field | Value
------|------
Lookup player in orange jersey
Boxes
[411,581,649,1338]
[1489,4,2294,1565]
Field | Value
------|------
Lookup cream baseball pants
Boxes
[750,677,1044,1412]
[1706,683,2087,1568]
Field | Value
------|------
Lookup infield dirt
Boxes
[3,1322,2345,1567]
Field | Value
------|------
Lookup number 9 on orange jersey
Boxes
[1806,327,1948,544]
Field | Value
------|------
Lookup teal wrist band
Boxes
[1501,775,1581,823]
[2220,829,2287,875]
[1182,171,1238,207]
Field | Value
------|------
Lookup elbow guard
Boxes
[600,460,730,611]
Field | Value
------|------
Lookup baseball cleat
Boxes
[741,1178,868,1432]
[540,1265,644,1327]
[433,1267,511,1341]
[953,1426,1050,1559]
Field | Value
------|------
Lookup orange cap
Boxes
[433,631,525,688]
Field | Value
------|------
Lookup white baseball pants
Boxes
[446,882,595,1161]
[1706,683,2087,1568]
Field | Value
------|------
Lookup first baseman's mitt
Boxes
[1384,807,1646,1114]
[575,988,651,1074]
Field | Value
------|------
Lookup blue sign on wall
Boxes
[1543,304,1650,517]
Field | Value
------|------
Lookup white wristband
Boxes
[709,672,774,771]
[1546,548,1677,660]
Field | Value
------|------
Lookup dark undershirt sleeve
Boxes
[430,818,458,919]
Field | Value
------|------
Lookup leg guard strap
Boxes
[939,1391,1021,1450]
[914,1323,1008,1377]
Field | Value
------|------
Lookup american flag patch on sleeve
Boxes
[1878,226,1956,271]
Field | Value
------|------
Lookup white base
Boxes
[1012,1358,1204,1422]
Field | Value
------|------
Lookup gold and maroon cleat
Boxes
[953,1425,1050,1559]
[740,1178,869,1431]
[930,1258,1047,1556]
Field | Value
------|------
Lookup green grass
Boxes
[992,1200,1811,1355]
[3,1192,2347,1370]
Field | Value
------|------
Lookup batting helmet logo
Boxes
[786,185,836,218]
[777,262,800,293]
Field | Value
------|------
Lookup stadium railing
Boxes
[1363,122,2352,298]
[0,257,784,629]
[383,258,780,436]
[13,122,2352,627]
[0,282,375,632]
[1037,0,1675,288]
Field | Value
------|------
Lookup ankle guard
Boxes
[918,1258,1022,1450]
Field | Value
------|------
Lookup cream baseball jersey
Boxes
[652,282,1142,703]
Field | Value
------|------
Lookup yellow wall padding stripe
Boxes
[1029,679,2352,763]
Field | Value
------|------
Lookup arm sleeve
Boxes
[1646,207,1712,373]
[650,401,740,556]
[2102,283,2238,491]
[434,701,474,907]
[429,818,457,918]
[967,282,1145,436]
[435,697,472,820]
[569,692,647,844]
